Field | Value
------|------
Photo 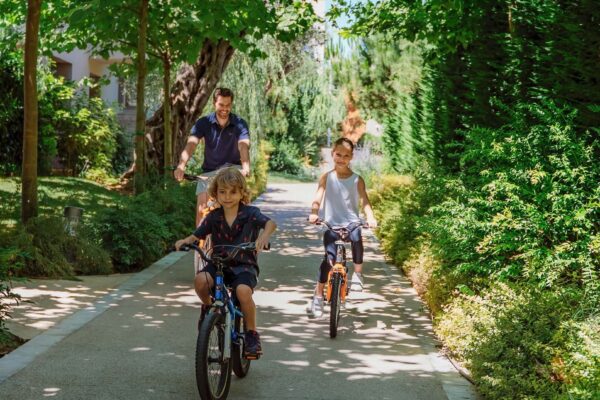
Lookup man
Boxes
[174,87,251,225]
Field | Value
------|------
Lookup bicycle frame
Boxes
[325,242,349,303]
[211,263,244,360]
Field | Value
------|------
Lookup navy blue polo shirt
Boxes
[191,112,250,172]
[193,204,270,274]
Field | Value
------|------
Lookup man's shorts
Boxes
[195,164,243,195]
[198,263,258,291]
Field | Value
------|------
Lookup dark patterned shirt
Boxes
[193,204,270,273]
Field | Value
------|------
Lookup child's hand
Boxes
[308,213,319,224]
[367,217,378,229]
[175,239,186,251]
[255,234,270,253]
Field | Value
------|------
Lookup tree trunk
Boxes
[162,54,172,175]
[145,39,235,170]
[134,0,148,194]
[21,0,41,224]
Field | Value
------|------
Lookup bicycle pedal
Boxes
[243,353,261,360]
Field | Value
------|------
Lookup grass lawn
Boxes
[0,177,126,230]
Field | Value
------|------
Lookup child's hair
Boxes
[333,137,354,152]
[208,167,250,204]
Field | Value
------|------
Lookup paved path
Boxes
[0,183,477,400]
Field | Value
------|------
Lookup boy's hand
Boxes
[255,234,270,253]
[308,213,319,224]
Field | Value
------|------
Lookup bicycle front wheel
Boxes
[231,314,251,378]
[196,311,232,400]
[329,274,342,338]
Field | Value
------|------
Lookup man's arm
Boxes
[174,136,200,181]
[238,139,250,177]
[358,177,377,228]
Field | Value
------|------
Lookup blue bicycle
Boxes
[181,242,261,400]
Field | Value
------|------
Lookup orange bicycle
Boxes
[181,173,220,274]
[316,219,366,338]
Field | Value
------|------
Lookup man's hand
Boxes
[241,167,250,177]
[174,165,185,182]
[308,213,319,224]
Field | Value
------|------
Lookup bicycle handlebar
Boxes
[177,242,270,264]
[308,217,369,230]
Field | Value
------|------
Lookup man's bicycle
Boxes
[315,219,366,338]
[179,242,265,400]
[181,173,218,274]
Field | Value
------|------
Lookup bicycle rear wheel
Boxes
[329,274,342,338]
[196,311,232,400]
[231,315,251,377]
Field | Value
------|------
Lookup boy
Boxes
[176,168,276,358]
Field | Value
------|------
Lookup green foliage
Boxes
[0,48,23,176]
[0,246,23,332]
[427,102,600,301]
[437,284,599,399]
[92,181,195,271]
[9,216,112,278]
[220,33,345,173]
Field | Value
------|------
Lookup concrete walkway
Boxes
[0,183,477,400]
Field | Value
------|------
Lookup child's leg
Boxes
[235,284,257,331]
[349,227,365,290]
[194,270,214,304]
[350,227,364,272]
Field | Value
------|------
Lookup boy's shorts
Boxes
[199,263,258,291]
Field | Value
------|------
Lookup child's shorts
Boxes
[199,263,258,291]
[318,227,363,283]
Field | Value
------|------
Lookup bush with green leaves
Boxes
[427,101,599,298]
[0,246,24,335]
[92,181,196,271]
[437,284,599,399]
[10,216,112,278]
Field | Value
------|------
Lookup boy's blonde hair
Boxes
[208,167,250,204]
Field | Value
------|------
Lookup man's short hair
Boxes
[213,87,234,102]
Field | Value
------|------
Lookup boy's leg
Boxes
[235,284,257,331]
[233,273,262,358]
[194,270,214,304]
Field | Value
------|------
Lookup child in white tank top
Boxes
[306,138,378,317]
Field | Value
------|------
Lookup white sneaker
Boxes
[307,296,324,318]
[350,272,364,292]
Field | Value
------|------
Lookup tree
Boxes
[21,0,41,223]
[134,0,148,194]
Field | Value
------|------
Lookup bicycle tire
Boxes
[196,311,232,400]
[329,274,342,338]
[231,315,251,378]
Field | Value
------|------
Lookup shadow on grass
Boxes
[0,177,126,229]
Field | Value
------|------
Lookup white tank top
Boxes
[321,171,361,228]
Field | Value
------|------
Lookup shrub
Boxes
[94,203,170,272]
[93,181,196,271]
[11,216,112,278]
[437,284,599,399]
[0,246,24,333]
